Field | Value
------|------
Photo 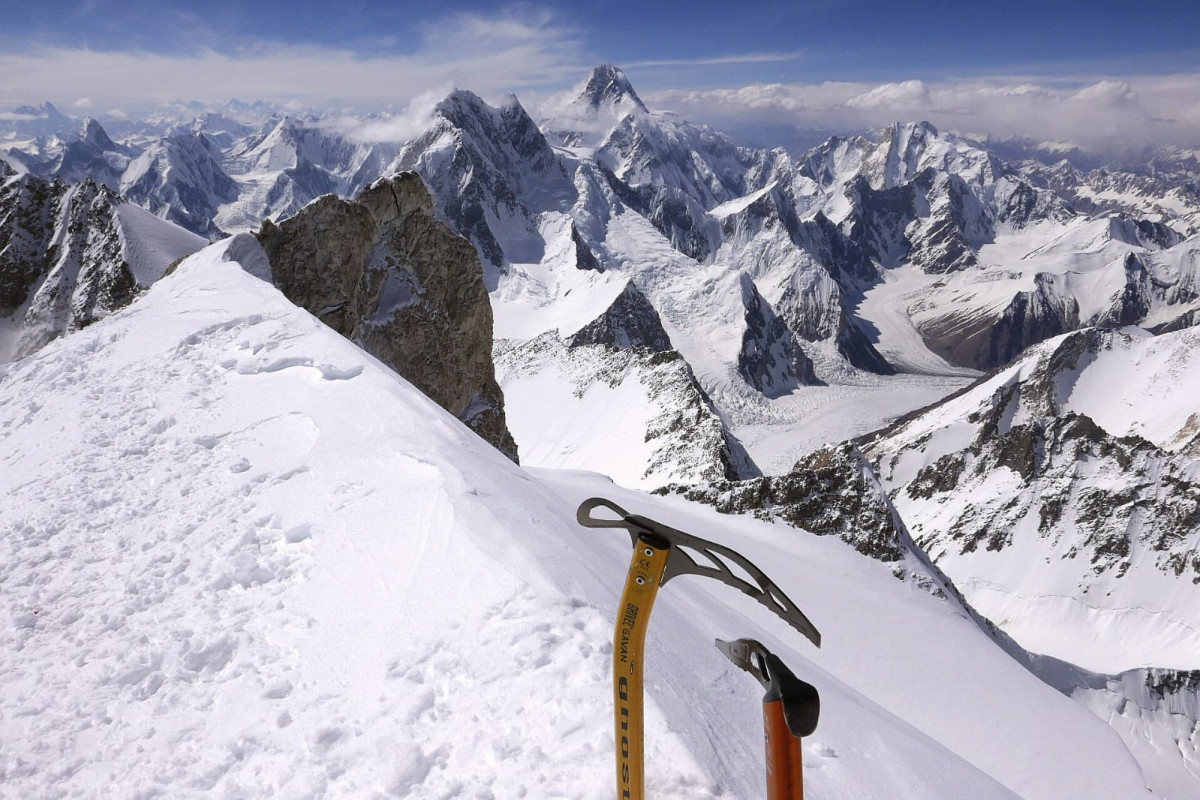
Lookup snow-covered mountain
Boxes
[0,101,77,141]
[210,115,395,234]
[7,71,1197,390]
[867,325,1200,674]
[49,118,140,191]
[3,64,1200,796]
[0,238,1158,798]
[120,131,238,239]
[987,139,1200,236]
[0,166,205,361]
[845,324,1200,796]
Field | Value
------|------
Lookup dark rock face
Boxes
[0,175,139,359]
[737,274,820,396]
[1098,253,1155,327]
[1107,214,1183,251]
[997,178,1075,227]
[659,442,906,562]
[778,215,894,375]
[985,274,1080,369]
[844,176,919,269]
[907,174,987,275]
[718,185,893,375]
[255,172,519,460]
[570,223,602,272]
[1097,250,1199,330]
[922,273,1080,371]
[568,281,673,352]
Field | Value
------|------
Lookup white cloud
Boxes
[330,87,451,144]
[845,80,931,110]
[0,8,583,112]
[624,52,804,68]
[646,73,1200,150]
[1072,79,1136,104]
[73,96,94,108]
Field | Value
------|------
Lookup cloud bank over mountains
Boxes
[2,3,1197,152]
[647,73,1200,150]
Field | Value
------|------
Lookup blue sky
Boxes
[2,1,1198,147]
[5,0,1197,86]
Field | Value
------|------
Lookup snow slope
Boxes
[115,201,208,284]
[870,326,1200,674]
[0,241,1154,798]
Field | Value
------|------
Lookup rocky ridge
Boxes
[255,172,518,460]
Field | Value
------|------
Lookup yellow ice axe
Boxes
[577,498,821,800]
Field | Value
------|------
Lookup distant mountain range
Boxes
[3,64,1200,795]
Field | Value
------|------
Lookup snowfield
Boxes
[0,242,1157,798]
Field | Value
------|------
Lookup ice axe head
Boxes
[577,497,821,648]
[717,637,820,738]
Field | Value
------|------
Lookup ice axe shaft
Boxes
[763,698,804,800]
[612,533,669,800]
[578,498,821,800]
[716,637,820,800]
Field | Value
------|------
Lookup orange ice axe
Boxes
[716,638,820,800]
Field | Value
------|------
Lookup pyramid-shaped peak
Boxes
[578,63,647,113]
[79,117,117,149]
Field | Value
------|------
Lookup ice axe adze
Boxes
[577,498,821,800]
[716,638,820,800]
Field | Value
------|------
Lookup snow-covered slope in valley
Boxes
[0,240,1157,798]
[869,325,1200,674]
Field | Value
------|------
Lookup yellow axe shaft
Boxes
[613,535,670,800]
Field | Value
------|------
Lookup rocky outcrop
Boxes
[906,172,987,275]
[921,273,1080,370]
[255,172,519,460]
[893,408,1200,575]
[568,281,672,351]
[658,442,905,562]
[867,325,1200,679]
